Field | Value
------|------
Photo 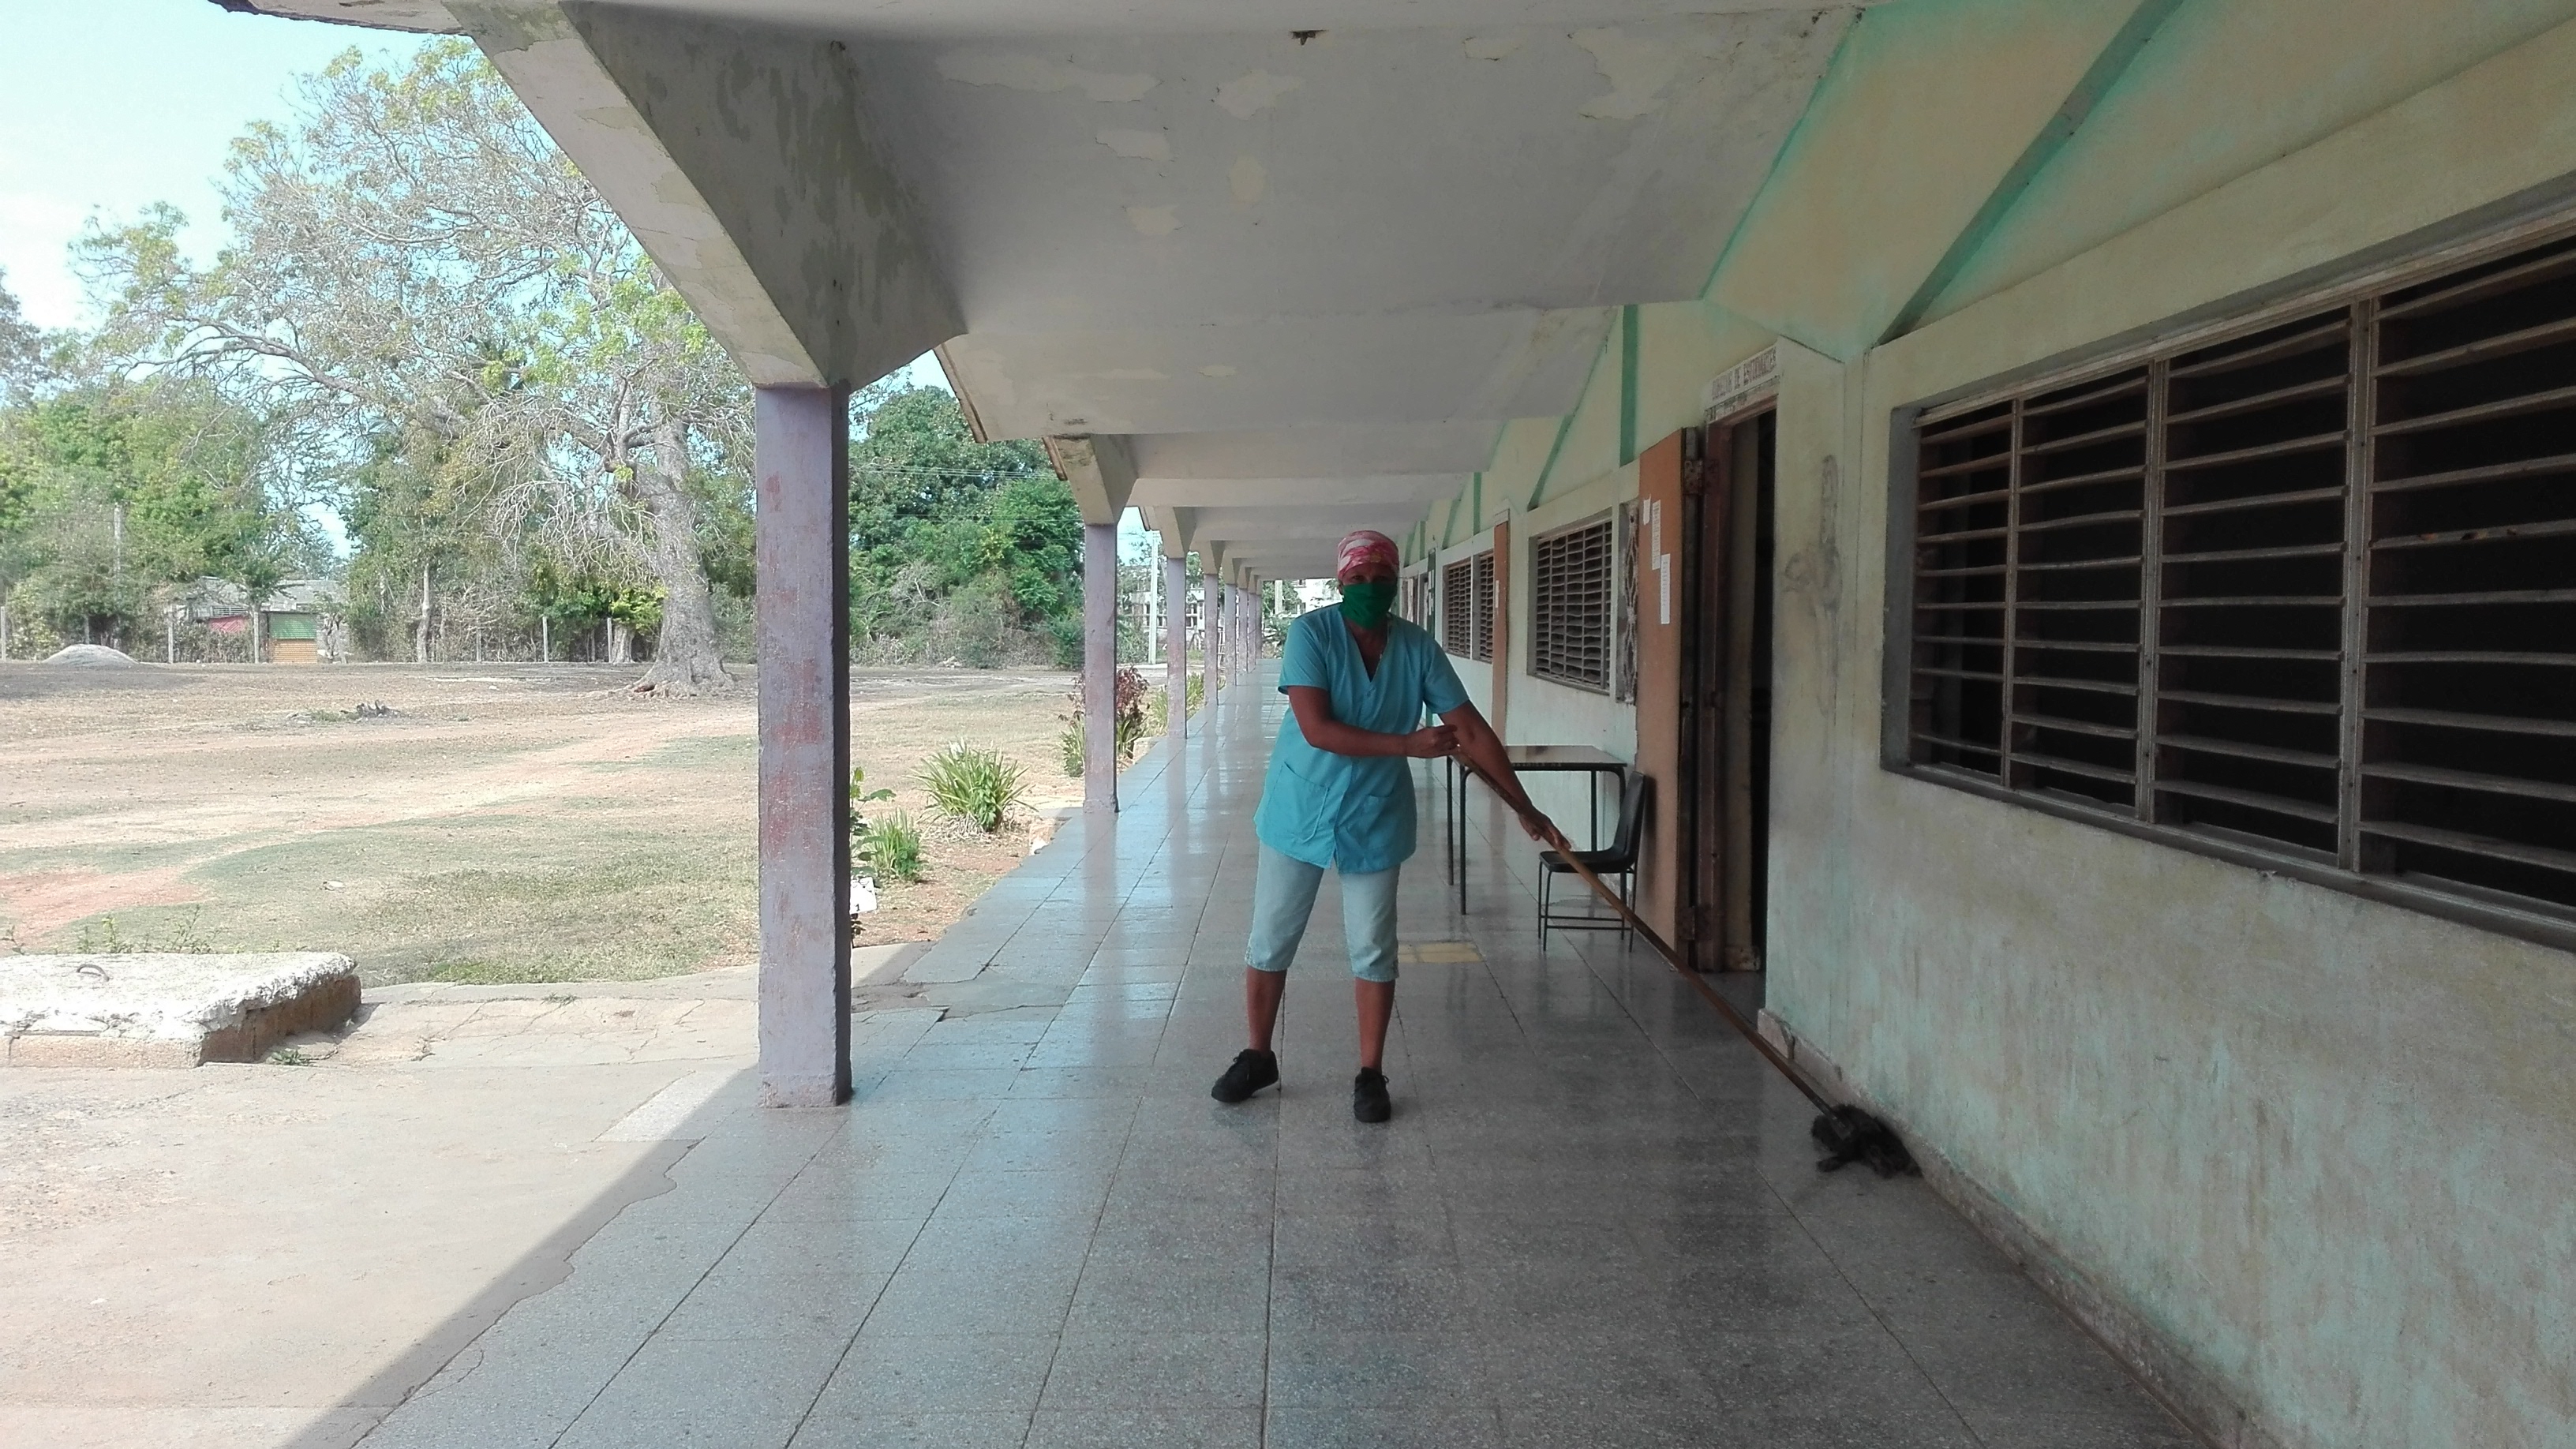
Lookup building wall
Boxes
[1762,21,2576,1447]
[1397,9,2576,1442]
[1406,299,1773,838]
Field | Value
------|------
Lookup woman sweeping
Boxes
[1211,530,1563,1122]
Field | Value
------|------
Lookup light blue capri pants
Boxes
[1245,843,1401,983]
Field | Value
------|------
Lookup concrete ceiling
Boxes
[1130,476,1463,509]
[233,0,1872,576]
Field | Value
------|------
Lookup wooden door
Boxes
[1678,410,1776,971]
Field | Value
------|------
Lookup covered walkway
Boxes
[361,676,2189,1449]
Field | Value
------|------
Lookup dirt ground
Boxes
[0,661,1095,984]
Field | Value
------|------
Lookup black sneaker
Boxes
[1353,1068,1391,1124]
[1211,1049,1279,1103]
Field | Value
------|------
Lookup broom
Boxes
[1454,754,1917,1178]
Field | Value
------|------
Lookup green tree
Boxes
[0,378,308,651]
[0,267,39,405]
[844,384,1078,665]
[77,43,747,689]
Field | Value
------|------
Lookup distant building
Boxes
[177,578,346,665]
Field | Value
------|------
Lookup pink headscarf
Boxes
[1335,530,1401,581]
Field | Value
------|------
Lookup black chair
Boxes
[1537,770,1650,948]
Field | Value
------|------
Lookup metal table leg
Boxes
[1455,756,1469,915]
[1443,755,1456,885]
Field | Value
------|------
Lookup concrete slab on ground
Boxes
[1,953,357,1066]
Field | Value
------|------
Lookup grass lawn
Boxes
[0,661,1090,984]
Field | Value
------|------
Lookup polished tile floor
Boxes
[361,676,2194,1449]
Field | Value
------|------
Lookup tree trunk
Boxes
[414,565,432,665]
[631,425,731,694]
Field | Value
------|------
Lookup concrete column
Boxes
[1083,522,1119,813]
[754,384,852,1108]
[1205,575,1225,697]
[1163,554,1189,739]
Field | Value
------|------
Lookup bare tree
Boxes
[80,43,744,691]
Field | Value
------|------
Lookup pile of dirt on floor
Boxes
[41,645,138,667]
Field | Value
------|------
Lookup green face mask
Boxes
[1338,578,1397,629]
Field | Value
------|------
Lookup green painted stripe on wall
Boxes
[1879,0,2187,343]
[1700,13,1860,301]
[1529,320,1616,511]
[1618,304,1640,465]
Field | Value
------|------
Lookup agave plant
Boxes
[920,742,1029,833]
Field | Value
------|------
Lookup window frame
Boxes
[1528,511,1616,694]
[1471,550,1496,664]
[1881,211,2576,955]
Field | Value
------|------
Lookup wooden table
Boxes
[1443,743,1627,913]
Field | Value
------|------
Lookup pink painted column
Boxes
[754,384,852,1108]
[1205,574,1226,698]
[1239,582,1256,673]
[1163,554,1189,739]
[1083,522,1118,813]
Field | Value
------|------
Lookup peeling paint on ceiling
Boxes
[1096,128,1173,160]
[1227,155,1267,204]
[1574,28,1683,119]
[1215,69,1306,118]
[1125,204,1182,235]
[938,50,1157,101]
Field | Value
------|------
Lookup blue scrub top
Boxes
[1253,609,1470,874]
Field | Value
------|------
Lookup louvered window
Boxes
[1902,227,2576,936]
[1442,559,1474,657]
[1531,515,1613,691]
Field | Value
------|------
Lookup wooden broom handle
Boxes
[1451,752,1827,1110]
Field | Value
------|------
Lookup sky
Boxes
[0,1,434,331]
[0,0,1145,552]
[0,0,935,400]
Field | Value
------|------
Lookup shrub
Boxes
[848,766,919,879]
[1044,613,1083,669]
[921,742,1029,833]
[926,573,1009,668]
[863,811,927,883]
[1114,668,1149,759]
[848,766,894,813]
[1062,667,1152,778]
